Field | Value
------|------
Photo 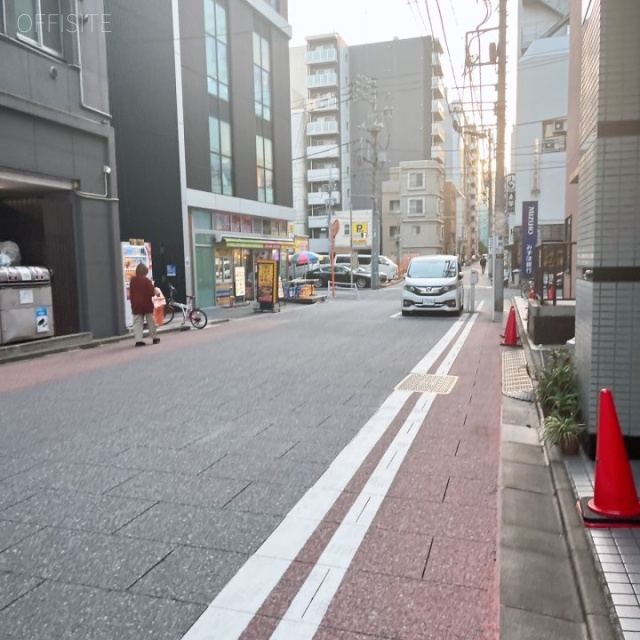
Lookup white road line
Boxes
[180,312,476,640]
[268,312,480,639]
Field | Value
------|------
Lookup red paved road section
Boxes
[240,312,502,639]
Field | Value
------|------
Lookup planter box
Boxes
[526,299,575,345]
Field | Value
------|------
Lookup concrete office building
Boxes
[106,0,295,307]
[0,0,124,339]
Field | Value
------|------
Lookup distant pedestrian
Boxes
[480,255,487,274]
[129,263,159,347]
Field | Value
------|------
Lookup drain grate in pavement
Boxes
[502,350,534,401]
[395,373,458,394]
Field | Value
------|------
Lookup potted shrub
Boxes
[541,413,585,455]
[535,348,584,455]
[535,349,577,416]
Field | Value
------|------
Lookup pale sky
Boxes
[287,0,517,136]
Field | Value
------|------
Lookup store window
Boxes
[256,135,274,203]
[14,0,63,53]
[253,31,271,121]
[204,0,229,101]
[192,209,212,229]
[213,212,230,230]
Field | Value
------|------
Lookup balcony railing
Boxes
[307,214,330,228]
[431,145,445,164]
[307,168,339,183]
[432,53,443,77]
[431,76,445,99]
[306,48,338,65]
[431,100,445,122]
[310,96,339,111]
[431,123,445,144]
[306,144,340,159]
[306,120,339,136]
[308,190,341,206]
[307,72,338,89]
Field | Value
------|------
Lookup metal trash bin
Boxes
[0,266,55,345]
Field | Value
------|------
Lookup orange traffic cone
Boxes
[501,306,519,346]
[577,389,640,528]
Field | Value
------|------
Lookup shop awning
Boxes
[214,232,295,249]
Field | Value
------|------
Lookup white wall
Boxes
[511,36,569,231]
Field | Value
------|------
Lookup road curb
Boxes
[0,318,230,365]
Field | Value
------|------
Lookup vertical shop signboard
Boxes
[234,266,246,302]
[256,260,277,307]
[521,201,538,280]
[121,240,153,328]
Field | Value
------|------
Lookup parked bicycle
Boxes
[163,284,208,329]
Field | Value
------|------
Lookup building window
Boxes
[389,225,399,238]
[253,32,271,121]
[209,116,233,195]
[15,0,63,53]
[408,198,424,216]
[344,223,350,236]
[413,225,421,235]
[205,0,229,101]
[256,135,274,203]
[408,172,424,189]
[390,200,400,213]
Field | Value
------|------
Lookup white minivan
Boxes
[334,254,398,280]
[401,254,464,316]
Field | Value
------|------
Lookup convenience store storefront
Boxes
[192,210,293,307]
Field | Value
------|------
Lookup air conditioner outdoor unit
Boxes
[554,120,567,133]
[543,140,559,151]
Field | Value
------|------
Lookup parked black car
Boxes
[306,264,387,289]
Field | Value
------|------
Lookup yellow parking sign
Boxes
[354,222,368,237]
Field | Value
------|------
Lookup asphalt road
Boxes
[0,280,495,639]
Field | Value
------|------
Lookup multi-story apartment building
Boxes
[105,0,295,307]
[0,0,124,339]
[382,160,445,268]
[290,35,445,257]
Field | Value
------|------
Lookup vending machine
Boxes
[121,240,153,328]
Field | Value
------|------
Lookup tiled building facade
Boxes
[574,0,640,450]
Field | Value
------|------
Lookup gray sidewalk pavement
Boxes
[0,282,624,639]
[500,295,621,640]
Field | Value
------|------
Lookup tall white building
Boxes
[510,0,570,276]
